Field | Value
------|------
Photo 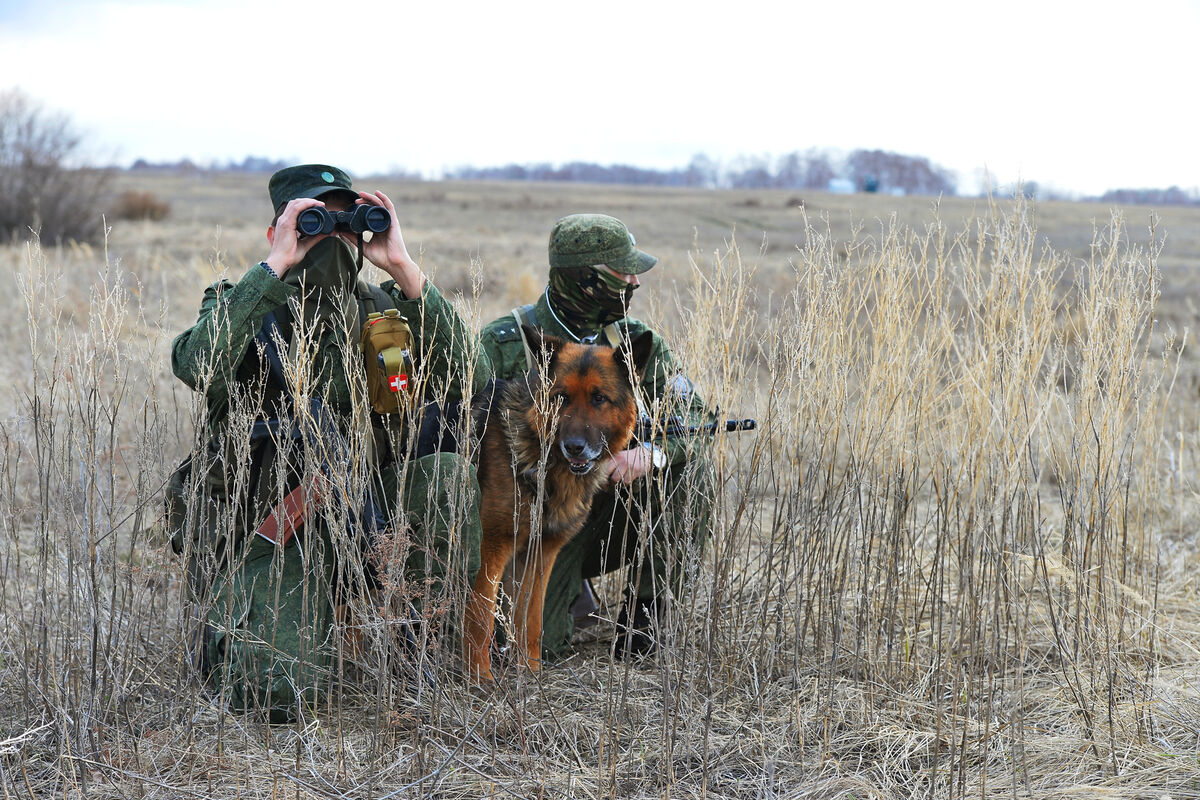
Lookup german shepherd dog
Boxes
[464,326,654,682]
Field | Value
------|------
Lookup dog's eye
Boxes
[591,392,608,406]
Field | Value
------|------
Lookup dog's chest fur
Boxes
[503,404,605,543]
[475,376,608,547]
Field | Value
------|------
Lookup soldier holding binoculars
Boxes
[171,164,490,723]
[264,175,420,297]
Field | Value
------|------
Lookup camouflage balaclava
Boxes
[545,214,655,338]
[548,266,635,335]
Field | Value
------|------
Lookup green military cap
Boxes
[548,214,657,274]
[268,164,358,211]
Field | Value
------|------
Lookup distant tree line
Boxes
[129,156,424,181]
[121,151,1200,207]
[1097,186,1199,207]
[14,84,1200,249]
[130,155,293,173]
[448,148,959,196]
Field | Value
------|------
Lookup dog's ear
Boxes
[613,330,656,379]
[524,325,565,369]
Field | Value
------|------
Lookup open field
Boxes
[2,173,1200,798]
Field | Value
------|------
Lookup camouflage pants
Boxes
[195,452,481,723]
[538,456,715,659]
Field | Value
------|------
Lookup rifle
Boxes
[634,415,757,442]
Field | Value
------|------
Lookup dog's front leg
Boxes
[513,539,566,672]
[464,537,513,683]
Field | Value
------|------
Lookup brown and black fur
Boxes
[464,326,654,682]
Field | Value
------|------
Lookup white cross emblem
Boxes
[389,374,408,392]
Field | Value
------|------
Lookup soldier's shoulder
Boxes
[481,314,525,344]
[617,316,659,339]
[360,280,398,310]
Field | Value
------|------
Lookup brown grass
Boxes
[1,173,1199,798]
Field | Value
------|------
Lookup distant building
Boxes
[828,178,855,194]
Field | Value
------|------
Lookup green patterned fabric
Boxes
[548,265,635,334]
[268,163,358,210]
[173,255,490,721]
[201,452,482,722]
[172,259,487,432]
[548,214,657,274]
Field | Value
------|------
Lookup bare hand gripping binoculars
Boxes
[297,205,391,236]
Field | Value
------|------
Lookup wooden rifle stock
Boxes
[254,475,327,547]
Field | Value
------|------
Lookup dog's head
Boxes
[524,325,655,475]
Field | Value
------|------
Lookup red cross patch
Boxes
[389,374,408,392]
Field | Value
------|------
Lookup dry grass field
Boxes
[2,171,1199,799]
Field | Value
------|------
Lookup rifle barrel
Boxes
[648,418,757,438]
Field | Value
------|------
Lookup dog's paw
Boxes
[465,665,496,684]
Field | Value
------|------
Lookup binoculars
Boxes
[297,205,391,236]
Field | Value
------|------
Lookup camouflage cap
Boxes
[268,164,358,211]
[548,214,657,274]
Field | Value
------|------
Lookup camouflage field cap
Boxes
[548,214,657,274]
[268,164,358,211]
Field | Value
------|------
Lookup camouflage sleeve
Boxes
[171,263,297,399]
[384,280,493,405]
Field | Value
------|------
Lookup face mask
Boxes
[548,266,636,334]
[271,237,361,403]
[283,236,359,298]
[281,237,360,329]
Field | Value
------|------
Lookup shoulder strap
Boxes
[255,310,291,390]
[354,279,398,341]
[511,304,538,371]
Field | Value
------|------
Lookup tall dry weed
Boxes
[0,198,1196,799]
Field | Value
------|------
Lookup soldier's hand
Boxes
[603,446,655,486]
[344,191,426,299]
[265,198,330,278]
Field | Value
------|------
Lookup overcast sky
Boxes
[2,0,1197,196]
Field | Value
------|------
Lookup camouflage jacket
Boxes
[172,262,491,433]
[478,290,710,468]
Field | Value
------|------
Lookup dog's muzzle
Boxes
[561,438,602,475]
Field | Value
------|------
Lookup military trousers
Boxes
[196,452,481,723]
[537,456,715,659]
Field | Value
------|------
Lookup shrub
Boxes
[111,190,170,221]
[0,87,111,243]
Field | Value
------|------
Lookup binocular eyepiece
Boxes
[297,204,391,237]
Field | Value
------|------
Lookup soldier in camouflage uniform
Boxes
[479,214,714,660]
[171,165,489,722]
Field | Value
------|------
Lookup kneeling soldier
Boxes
[478,214,715,661]
[170,165,490,722]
